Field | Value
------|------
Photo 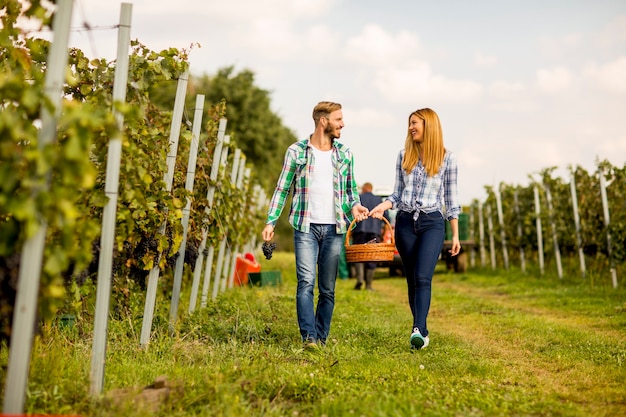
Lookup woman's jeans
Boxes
[395,210,444,337]
[294,224,343,343]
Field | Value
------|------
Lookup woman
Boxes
[370,108,461,350]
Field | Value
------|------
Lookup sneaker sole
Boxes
[410,334,425,349]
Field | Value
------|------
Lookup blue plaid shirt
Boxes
[386,150,460,221]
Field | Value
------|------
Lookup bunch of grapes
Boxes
[262,241,277,260]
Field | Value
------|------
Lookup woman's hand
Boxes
[449,236,461,256]
[369,200,392,219]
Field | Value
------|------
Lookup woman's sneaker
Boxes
[410,327,429,349]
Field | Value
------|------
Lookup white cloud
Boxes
[487,80,525,99]
[343,107,396,128]
[535,67,576,93]
[595,14,626,51]
[473,51,498,68]
[293,0,337,18]
[155,0,335,20]
[304,24,341,56]
[538,32,584,60]
[237,18,299,59]
[597,132,626,158]
[345,24,420,67]
[583,57,626,93]
[373,61,484,104]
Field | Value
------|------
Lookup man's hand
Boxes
[352,204,369,222]
[262,224,275,242]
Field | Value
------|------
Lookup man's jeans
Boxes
[394,210,444,337]
[294,224,343,343]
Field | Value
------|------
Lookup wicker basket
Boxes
[345,217,395,263]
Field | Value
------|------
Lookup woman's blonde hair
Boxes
[402,108,445,177]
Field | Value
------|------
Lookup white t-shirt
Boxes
[309,147,336,224]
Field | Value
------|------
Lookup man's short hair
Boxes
[313,101,342,124]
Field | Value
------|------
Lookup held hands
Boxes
[369,201,392,219]
[352,204,369,222]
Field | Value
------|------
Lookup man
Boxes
[351,182,386,291]
[262,101,368,348]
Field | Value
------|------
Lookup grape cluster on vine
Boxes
[262,241,277,260]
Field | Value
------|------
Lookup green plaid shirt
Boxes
[266,138,361,234]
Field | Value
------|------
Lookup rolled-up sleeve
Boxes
[443,152,461,220]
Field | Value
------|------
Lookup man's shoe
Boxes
[410,327,429,349]
[303,338,318,349]
[354,282,362,290]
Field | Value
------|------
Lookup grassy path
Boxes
[4,254,625,416]
[365,272,626,416]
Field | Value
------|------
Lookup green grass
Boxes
[1,252,625,416]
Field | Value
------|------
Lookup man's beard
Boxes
[324,124,339,140]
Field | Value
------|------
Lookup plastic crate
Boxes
[232,255,261,286]
[248,271,282,287]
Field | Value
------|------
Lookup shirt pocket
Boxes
[294,156,308,178]
[337,158,350,177]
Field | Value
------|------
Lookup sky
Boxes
[39,0,626,204]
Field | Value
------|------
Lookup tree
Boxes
[149,66,298,250]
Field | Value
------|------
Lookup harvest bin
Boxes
[232,253,261,286]
[248,271,282,287]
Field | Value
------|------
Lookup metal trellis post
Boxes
[90,2,132,396]
[139,67,190,347]
[169,94,205,330]
[3,0,74,412]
